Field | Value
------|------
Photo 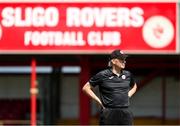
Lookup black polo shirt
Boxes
[89,68,135,108]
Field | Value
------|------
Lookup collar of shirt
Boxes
[108,68,124,77]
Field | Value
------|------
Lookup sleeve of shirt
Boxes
[130,72,136,88]
[89,72,102,87]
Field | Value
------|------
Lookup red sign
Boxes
[0,2,178,54]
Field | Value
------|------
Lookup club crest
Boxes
[122,75,126,79]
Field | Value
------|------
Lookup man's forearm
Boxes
[82,82,104,108]
[128,83,137,97]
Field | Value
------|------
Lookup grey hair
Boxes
[108,60,113,67]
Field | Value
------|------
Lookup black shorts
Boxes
[99,107,133,125]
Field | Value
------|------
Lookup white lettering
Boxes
[66,7,80,27]
[1,7,59,27]
[1,7,14,27]
[25,31,121,47]
[93,8,106,27]
[66,7,144,27]
[32,7,45,27]
[104,8,117,27]
[81,8,94,27]
[45,7,59,27]
[117,8,130,27]
[88,31,121,46]
[24,31,85,46]
[25,31,32,45]
[130,7,144,27]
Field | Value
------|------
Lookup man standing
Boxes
[82,49,137,125]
